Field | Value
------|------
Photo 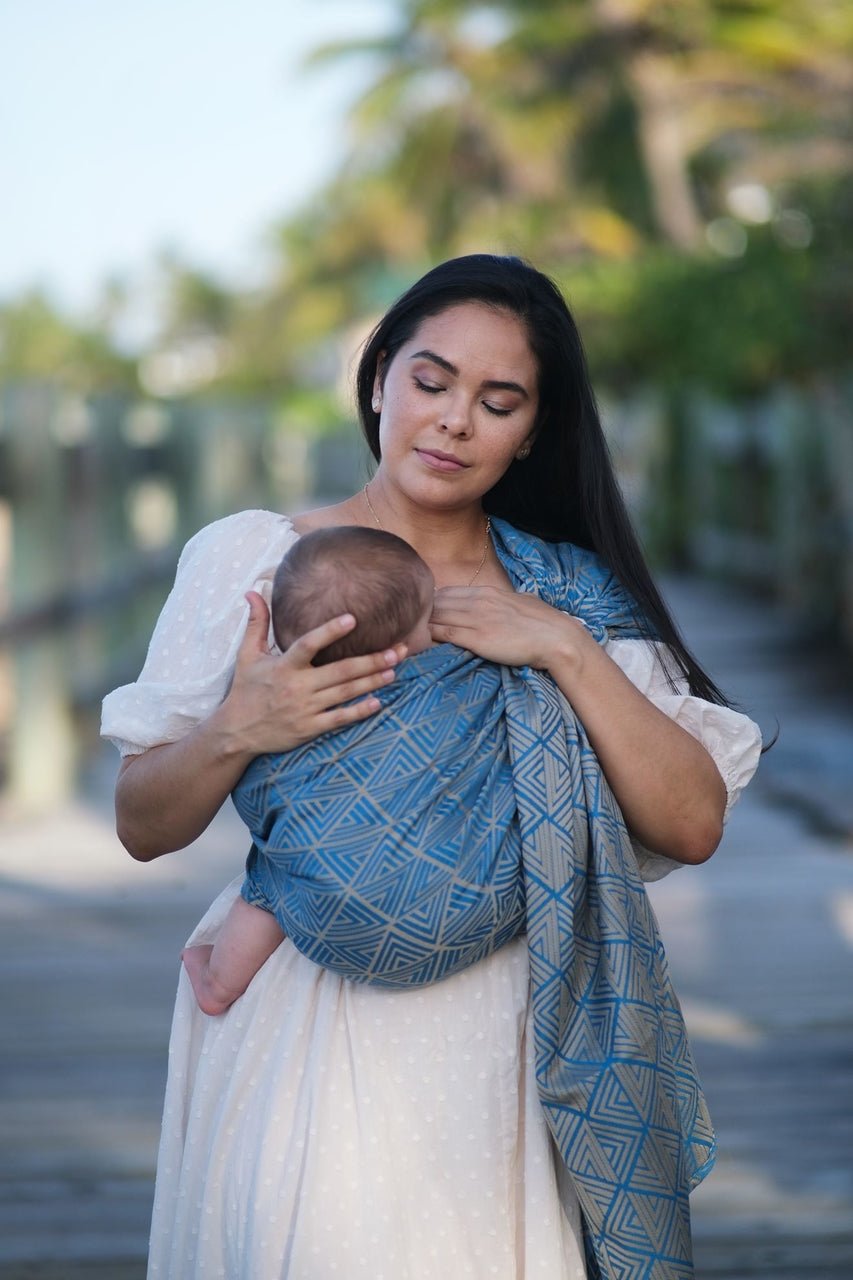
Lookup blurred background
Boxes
[1,1,852,1277]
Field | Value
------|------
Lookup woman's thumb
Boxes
[240,590,272,656]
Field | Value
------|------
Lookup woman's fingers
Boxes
[430,589,484,634]
[284,613,358,666]
[304,643,409,714]
[430,585,500,617]
[283,619,406,688]
[314,694,386,734]
[309,667,395,708]
[275,654,401,746]
[310,642,408,691]
[430,584,576,669]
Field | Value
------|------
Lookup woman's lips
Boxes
[415,448,468,472]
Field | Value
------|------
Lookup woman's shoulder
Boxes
[181,508,296,554]
[175,508,298,577]
[491,517,608,586]
[491,518,647,639]
[101,510,298,754]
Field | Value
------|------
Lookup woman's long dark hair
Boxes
[355,253,729,706]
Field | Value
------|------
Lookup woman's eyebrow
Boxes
[409,349,530,398]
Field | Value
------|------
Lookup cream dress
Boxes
[101,510,763,1280]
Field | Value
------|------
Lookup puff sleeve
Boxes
[604,637,763,881]
[100,509,298,757]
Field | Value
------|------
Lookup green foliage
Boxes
[156,256,236,341]
[565,176,853,396]
[273,388,349,437]
[0,291,136,392]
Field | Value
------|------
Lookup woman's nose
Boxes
[439,394,472,436]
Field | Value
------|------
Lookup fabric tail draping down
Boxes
[502,660,715,1280]
[232,520,716,1279]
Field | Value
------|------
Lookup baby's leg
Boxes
[182,897,285,1015]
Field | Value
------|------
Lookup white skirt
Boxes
[148,877,587,1280]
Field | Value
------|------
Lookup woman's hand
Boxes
[115,591,405,862]
[429,585,592,672]
[219,591,406,757]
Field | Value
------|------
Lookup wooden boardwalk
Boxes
[0,795,244,1279]
[1,575,852,1279]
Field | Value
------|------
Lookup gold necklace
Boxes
[362,482,492,587]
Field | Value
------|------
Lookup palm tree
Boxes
[504,0,853,246]
[301,0,852,259]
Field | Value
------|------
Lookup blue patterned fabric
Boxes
[233,518,715,1279]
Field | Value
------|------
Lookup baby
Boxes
[182,525,435,1014]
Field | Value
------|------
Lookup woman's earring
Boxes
[516,444,531,460]
[372,394,382,412]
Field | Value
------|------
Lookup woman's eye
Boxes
[413,375,513,417]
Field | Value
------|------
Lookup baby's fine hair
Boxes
[272,526,433,665]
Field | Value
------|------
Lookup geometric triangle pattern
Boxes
[231,518,715,1279]
[236,647,527,988]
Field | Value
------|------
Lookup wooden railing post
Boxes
[4,385,77,810]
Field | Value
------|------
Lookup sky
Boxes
[0,0,392,321]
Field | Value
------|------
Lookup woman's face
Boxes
[373,303,539,511]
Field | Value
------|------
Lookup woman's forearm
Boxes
[549,623,727,863]
[115,706,255,862]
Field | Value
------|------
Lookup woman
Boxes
[102,255,762,1280]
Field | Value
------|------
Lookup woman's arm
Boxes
[545,620,726,862]
[116,592,405,862]
[115,717,255,862]
[429,587,727,864]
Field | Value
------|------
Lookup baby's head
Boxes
[271,526,434,665]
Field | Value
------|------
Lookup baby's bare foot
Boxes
[181,944,235,1016]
